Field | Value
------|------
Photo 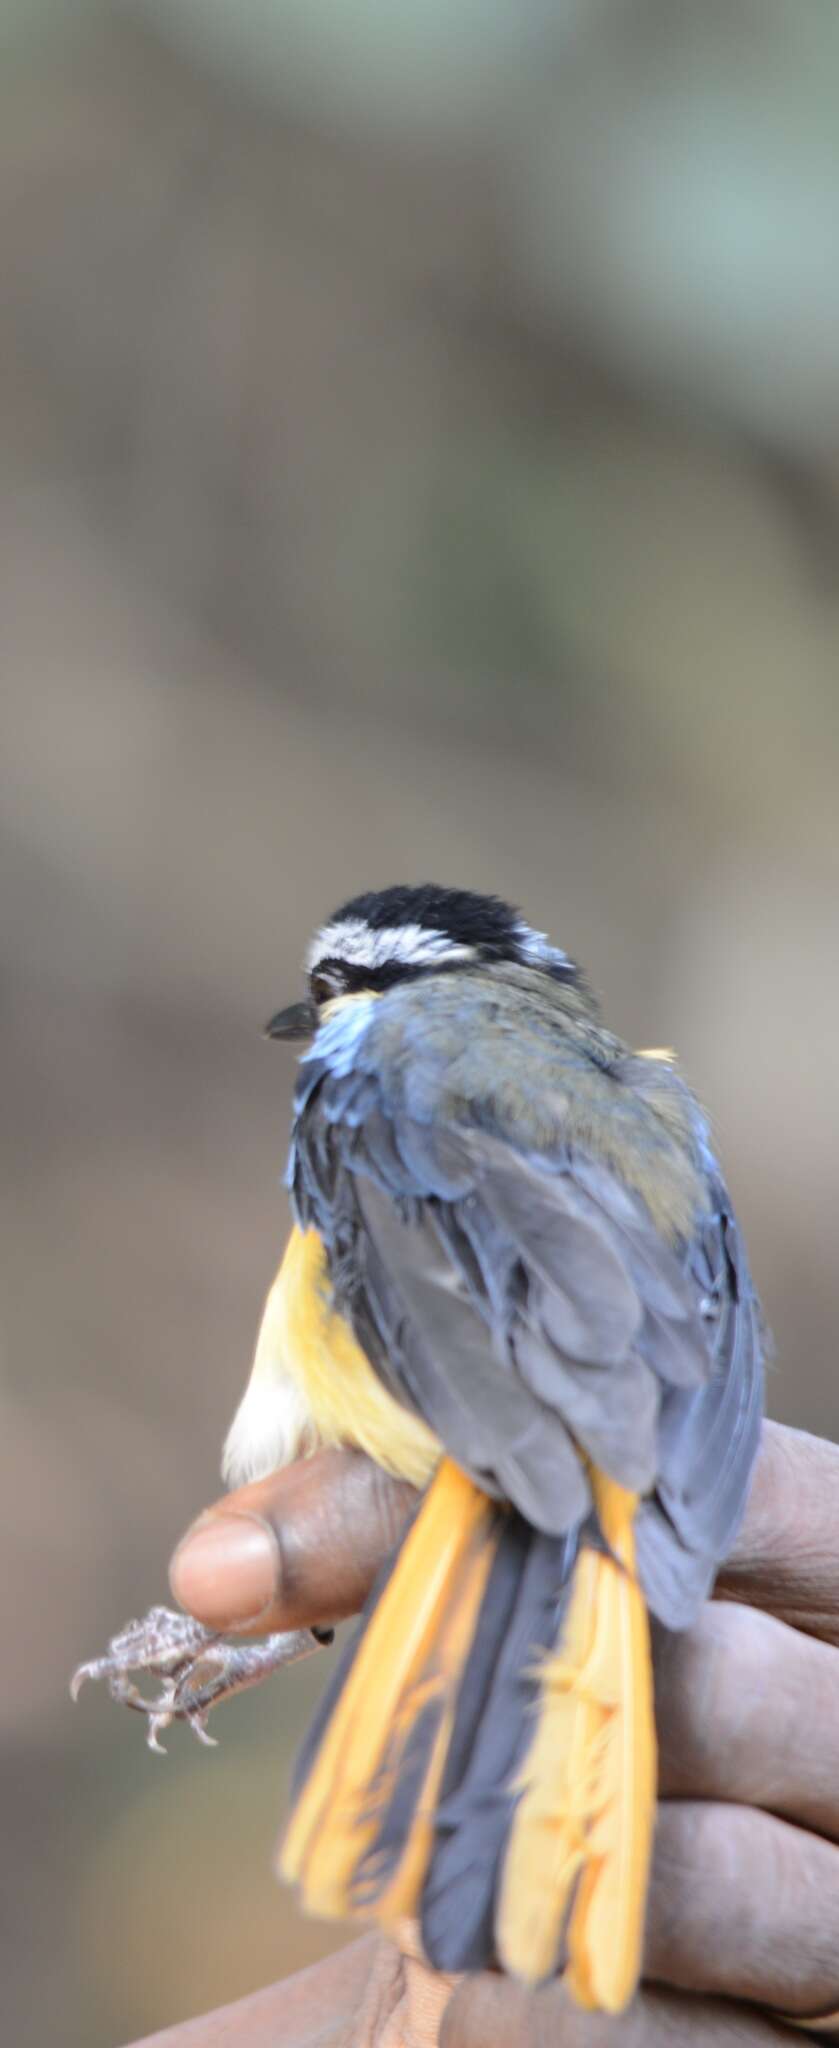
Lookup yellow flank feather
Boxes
[258,1225,440,1488]
[279,1458,499,1923]
[497,1475,655,2010]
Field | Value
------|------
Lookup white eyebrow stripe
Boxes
[513,920,571,971]
[307,919,476,974]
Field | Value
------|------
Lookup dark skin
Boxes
[135,1423,839,2046]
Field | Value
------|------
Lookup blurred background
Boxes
[2,2,839,2041]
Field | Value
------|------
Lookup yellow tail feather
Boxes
[497,1476,655,2010]
[279,1458,499,1926]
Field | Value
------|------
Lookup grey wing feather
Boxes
[355,1177,591,1532]
[291,1011,764,1615]
[635,1208,764,1625]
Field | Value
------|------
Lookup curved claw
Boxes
[70,1664,92,1702]
[146,1713,173,1755]
[187,1714,219,1749]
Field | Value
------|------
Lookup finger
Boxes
[646,1800,839,2016]
[655,1602,839,1840]
[442,1973,793,2048]
[718,1422,839,1646]
[445,1804,839,2040]
[169,1448,417,1635]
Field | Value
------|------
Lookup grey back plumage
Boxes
[288,964,764,1623]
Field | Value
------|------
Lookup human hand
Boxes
[167,1423,839,2045]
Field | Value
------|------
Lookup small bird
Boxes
[222,883,765,2012]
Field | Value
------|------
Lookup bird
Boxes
[222,882,765,2012]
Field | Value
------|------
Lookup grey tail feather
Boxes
[420,1516,578,1971]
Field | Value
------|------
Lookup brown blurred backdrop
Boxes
[2,4,839,2042]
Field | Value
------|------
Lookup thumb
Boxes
[168,1447,418,1636]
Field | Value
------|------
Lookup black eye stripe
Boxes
[308,939,580,1002]
[309,957,351,998]
[362,961,427,993]
[309,955,427,998]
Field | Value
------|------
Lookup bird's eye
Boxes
[311,969,343,1005]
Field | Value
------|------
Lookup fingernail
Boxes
[170,1513,279,1628]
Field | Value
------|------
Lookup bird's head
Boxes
[265,884,580,1042]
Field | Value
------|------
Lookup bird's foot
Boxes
[71,1605,332,1753]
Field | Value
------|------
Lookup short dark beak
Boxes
[264,999,318,1042]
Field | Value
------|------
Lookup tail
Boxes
[279,1460,656,2010]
